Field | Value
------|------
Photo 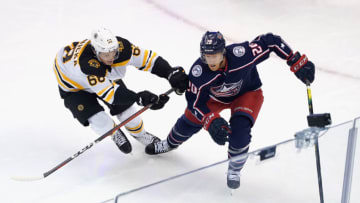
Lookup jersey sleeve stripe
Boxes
[268,45,290,58]
[143,52,158,71]
[141,50,149,68]
[139,50,152,70]
[55,58,84,89]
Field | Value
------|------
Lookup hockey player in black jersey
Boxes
[145,31,315,189]
[53,27,188,154]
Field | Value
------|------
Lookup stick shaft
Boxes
[306,83,324,203]
[306,84,314,115]
[36,88,175,180]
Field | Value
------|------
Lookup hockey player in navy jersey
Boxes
[145,31,315,189]
[53,27,188,155]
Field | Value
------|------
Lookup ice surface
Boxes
[0,0,359,202]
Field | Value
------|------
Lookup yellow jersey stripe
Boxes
[141,50,149,68]
[55,58,84,89]
[53,65,79,92]
[103,82,116,103]
[78,40,90,60]
[112,59,130,67]
[97,84,113,97]
[104,89,115,103]
[144,52,157,71]
[53,60,77,91]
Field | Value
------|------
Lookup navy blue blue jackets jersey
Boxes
[186,33,293,121]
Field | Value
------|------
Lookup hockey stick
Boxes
[11,88,175,182]
[306,82,324,203]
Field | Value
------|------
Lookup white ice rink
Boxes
[1,0,359,202]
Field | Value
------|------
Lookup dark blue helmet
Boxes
[200,31,226,62]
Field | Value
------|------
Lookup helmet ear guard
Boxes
[200,31,226,63]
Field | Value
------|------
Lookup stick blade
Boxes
[11,175,44,182]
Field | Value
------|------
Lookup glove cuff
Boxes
[167,67,184,81]
[287,52,308,73]
[202,112,220,130]
[135,93,142,106]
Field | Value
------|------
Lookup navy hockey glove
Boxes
[150,94,170,110]
[202,112,231,145]
[168,67,189,95]
[287,52,315,84]
[136,91,158,106]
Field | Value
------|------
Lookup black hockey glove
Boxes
[202,113,231,145]
[168,67,189,95]
[150,94,170,110]
[136,91,158,106]
[287,52,315,84]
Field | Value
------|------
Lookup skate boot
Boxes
[132,131,161,146]
[112,129,132,154]
[145,139,175,155]
[227,169,240,189]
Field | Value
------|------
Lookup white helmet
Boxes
[90,27,119,57]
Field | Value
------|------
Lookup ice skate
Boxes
[145,139,175,155]
[227,169,240,189]
[132,131,161,146]
[112,129,132,154]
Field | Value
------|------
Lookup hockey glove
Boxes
[150,94,170,110]
[287,52,315,84]
[202,112,231,145]
[168,67,189,95]
[136,91,159,106]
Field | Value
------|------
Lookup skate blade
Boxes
[229,189,234,196]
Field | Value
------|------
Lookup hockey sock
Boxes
[88,111,115,135]
[228,116,252,172]
[167,115,202,148]
[116,104,145,136]
[125,120,145,137]
[228,145,249,173]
